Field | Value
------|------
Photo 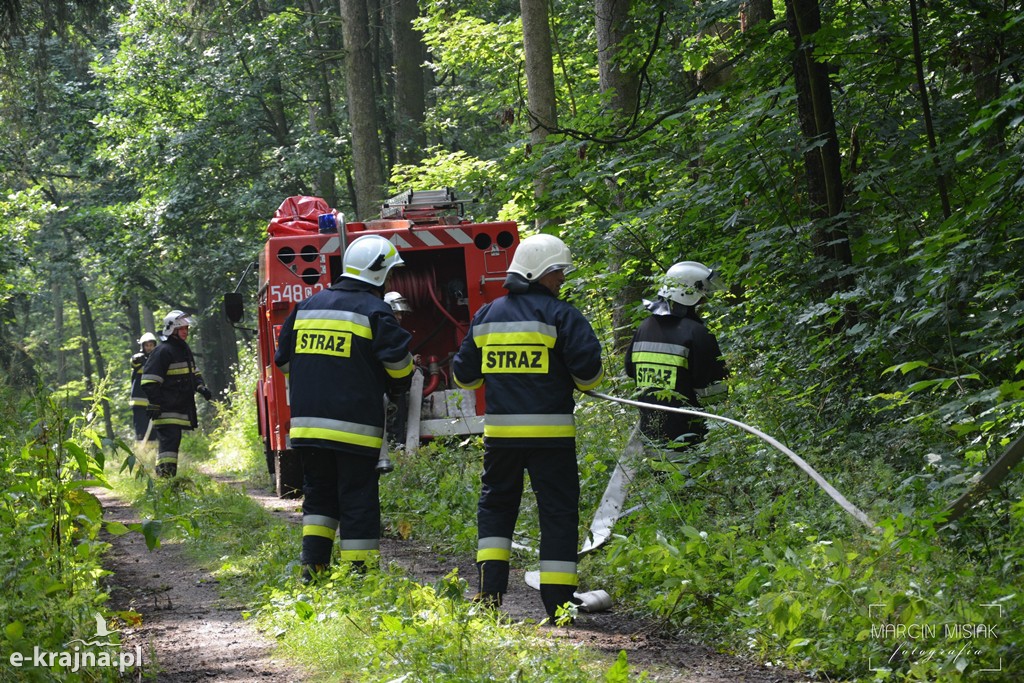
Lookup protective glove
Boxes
[198,385,213,401]
[146,403,161,417]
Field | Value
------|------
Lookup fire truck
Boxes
[225,189,521,496]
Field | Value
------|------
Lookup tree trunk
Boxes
[307,0,343,208]
[75,278,115,442]
[784,0,853,292]
[341,0,386,218]
[595,0,643,350]
[741,0,774,31]
[595,0,638,117]
[390,0,427,165]
[53,279,66,386]
[194,281,238,398]
[520,0,558,211]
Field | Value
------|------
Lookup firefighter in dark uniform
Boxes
[141,311,212,477]
[453,234,604,621]
[625,261,728,453]
[129,332,158,442]
[274,234,414,579]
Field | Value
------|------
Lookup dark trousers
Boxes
[132,406,152,441]
[477,445,580,616]
[300,448,380,567]
[155,425,183,477]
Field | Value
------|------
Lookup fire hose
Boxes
[585,390,879,532]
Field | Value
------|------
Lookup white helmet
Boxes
[342,235,404,287]
[383,291,412,313]
[658,261,723,306]
[138,332,158,346]
[161,310,194,338]
[507,234,573,282]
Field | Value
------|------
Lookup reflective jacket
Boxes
[452,282,603,448]
[625,302,727,446]
[141,336,204,429]
[129,352,150,407]
[274,279,414,458]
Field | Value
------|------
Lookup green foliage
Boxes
[205,341,268,481]
[258,567,613,682]
[0,388,126,682]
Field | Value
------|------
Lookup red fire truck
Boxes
[225,189,521,496]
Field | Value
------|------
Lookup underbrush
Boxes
[0,389,130,683]
[199,338,1022,681]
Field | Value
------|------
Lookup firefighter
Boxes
[625,261,728,454]
[383,291,417,446]
[141,311,212,477]
[383,291,411,322]
[452,233,604,621]
[129,332,159,442]
[274,234,414,580]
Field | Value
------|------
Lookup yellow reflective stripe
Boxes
[539,572,578,587]
[477,536,512,562]
[291,417,383,448]
[154,417,192,427]
[454,374,483,390]
[384,353,414,378]
[475,331,556,348]
[477,547,512,562]
[156,453,178,465]
[631,351,689,368]
[339,540,379,563]
[291,426,383,449]
[485,414,575,438]
[129,398,149,406]
[632,341,688,357]
[697,381,728,404]
[141,375,163,384]
[295,318,372,339]
[339,548,379,562]
[484,423,576,438]
[573,367,604,391]
[303,525,336,540]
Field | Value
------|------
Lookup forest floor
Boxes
[97,476,814,682]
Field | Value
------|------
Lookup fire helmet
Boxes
[138,332,158,347]
[507,234,573,282]
[342,235,404,287]
[384,291,412,313]
[658,261,723,306]
[161,310,194,338]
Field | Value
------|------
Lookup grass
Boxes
[107,435,644,682]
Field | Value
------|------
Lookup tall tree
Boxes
[520,0,557,210]
[389,0,427,165]
[341,0,386,217]
[784,0,852,293]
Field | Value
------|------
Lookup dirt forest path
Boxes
[97,489,305,682]
[99,476,812,682]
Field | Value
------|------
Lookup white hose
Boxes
[585,390,879,532]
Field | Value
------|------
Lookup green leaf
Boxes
[105,521,131,536]
[882,361,928,376]
[5,621,25,640]
[604,650,630,682]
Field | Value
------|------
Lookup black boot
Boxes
[155,463,177,478]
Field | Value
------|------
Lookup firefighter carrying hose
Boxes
[625,261,728,455]
[274,234,414,581]
[141,311,212,477]
[453,234,604,621]
[129,332,158,443]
